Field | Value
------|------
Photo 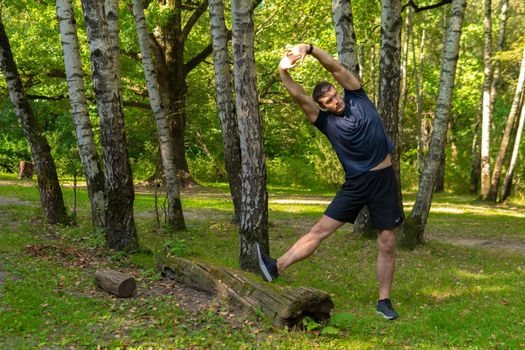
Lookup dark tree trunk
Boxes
[81,0,138,251]
[377,0,404,220]
[209,0,242,224]
[231,0,269,272]
[0,14,68,225]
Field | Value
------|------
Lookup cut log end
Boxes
[94,269,136,298]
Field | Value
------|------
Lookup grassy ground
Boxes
[1,176,525,349]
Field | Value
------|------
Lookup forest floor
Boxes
[1,178,525,348]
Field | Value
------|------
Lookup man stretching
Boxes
[252,43,403,320]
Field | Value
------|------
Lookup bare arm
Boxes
[278,55,320,123]
[292,44,361,91]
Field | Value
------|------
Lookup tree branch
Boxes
[182,0,209,42]
[402,0,452,13]
[184,30,231,75]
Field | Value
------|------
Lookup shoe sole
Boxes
[376,310,398,320]
[252,243,274,282]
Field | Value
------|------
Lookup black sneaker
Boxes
[376,298,399,320]
[251,243,279,282]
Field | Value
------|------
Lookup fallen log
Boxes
[158,256,334,327]
[94,269,136,298]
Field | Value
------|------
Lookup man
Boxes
[252,43,403,320]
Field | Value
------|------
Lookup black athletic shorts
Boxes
[324,166,403,230]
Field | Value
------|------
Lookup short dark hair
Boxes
[312,81,334,104]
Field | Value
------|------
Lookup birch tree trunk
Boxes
[105,0,120,88]
[371,44,377,104]
[500,93,525,202]
[0,14,68,225]
[398,6,413,137]
[489,0,508,116]
[405,0,467,246]
[231,0,269,271]
[56,0,106,231]
[377,0,404,221]
[487,2,515,202]
[209,0,242,224]
[81,0,138,251]
[415,28,426,175]
[332,0,359,75]
[480,0,493,200]
[132,0,185,229]
[332,0,374,238]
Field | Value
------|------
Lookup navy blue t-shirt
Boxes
[313,87,394,180]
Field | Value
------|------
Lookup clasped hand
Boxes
[278,43,309,71]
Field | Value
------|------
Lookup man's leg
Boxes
[276,215,344,273]
[377,228,396,299]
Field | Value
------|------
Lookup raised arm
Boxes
[292,43,361,91]
[278,54,320,123]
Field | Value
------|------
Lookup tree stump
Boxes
[94,269,136,298]
[158,256,334,327]
[18,161,34,179]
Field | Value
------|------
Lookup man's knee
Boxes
[378,229,396,254]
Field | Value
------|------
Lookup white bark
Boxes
[399,6,413,136]
[231,0,269,271]
[209,0,243,223]
[480,0,493,199]
[501,93,525,201]
[132,0,185,229]
[56,0,106,230]
[489,0,508,114]
[331,0,359,75]
[407,0,467,243]
[81,0,138,251]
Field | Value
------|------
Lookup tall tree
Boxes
[231,0,269,271]
[81,0,138,251]
[486,0,512,201]
[489,0,509,116]
[56,0,106,231]
[332,0,359,75]
[332,0,375,238]
[132,0,185,229]
[209,0,242,223]
[377,0,403,218]
[480,0,493,199]
[149,0,211,187]
[415,27,426,175]
[0,12,68,225]
[404,0,467,246]
[500,90,525,202]
[398,6,414,137]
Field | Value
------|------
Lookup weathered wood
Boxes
[158,256,334,327]
[94,269,136,298]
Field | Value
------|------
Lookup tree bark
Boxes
[332,0,359,75]
[94,269,136,298]
[377,0,404,221]
[480,0,493,200]
[132,0,186,230]
[415,27,426,176]
[0,14,68,225]
[151,0,212,188]
[398,6,413,137]
[500,93,525,202]
[404,0,467,247]
[370,44,377,104]
[56,0,106,231]
[159,256,334,327]
[209,0,242,224]
[487,41,524,202]
[231,0,269,272]
[81,0,138,251]
[489,0,508,117]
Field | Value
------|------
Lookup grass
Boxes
[1,178,525,348]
